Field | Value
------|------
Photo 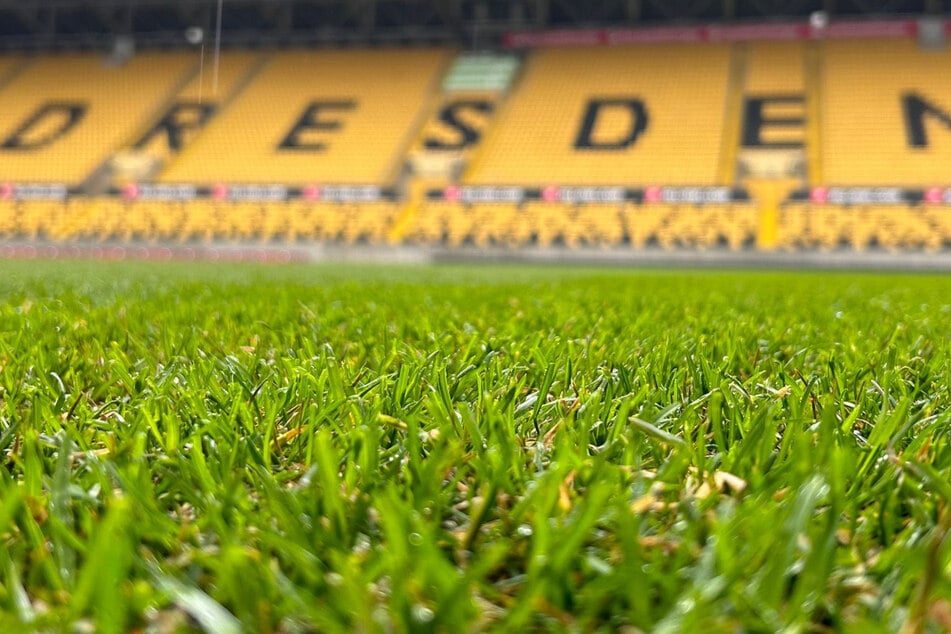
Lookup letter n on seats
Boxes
[903,92,951,148]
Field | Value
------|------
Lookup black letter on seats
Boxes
[903,93,951,147]
[742,95,805,148]
[574,99,648,150]
[424,100,494,150]
[1,102,86,150]
[134,102,216,152]
[278,101,356,151]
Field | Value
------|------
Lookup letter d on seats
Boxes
[574,99,649,150]
[1,103,87,150]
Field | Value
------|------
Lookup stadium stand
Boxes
[465,45,732,186]
[2,8,951,256]
[131,51,262,169]
[821,38,951,186]
[160,49,451,185]
[0,53,195,185]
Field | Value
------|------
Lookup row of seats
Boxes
[0,199,760,249]
[777,204,951,251]
[1,199,950,251]
[0,200,401,244]
[406,202,758,249]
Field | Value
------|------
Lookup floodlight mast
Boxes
[185,26,205,103]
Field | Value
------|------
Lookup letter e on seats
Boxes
[278,101,357,151]
[741,95,805,149]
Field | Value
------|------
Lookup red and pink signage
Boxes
[503,18,927,48]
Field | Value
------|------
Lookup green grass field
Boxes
[0,262,949,633]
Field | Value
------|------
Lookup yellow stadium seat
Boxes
[623,204,670,248]
[746,42,805,95]
[0,200,18,238]
[468,204,520,247]
[522,202,574,248]
[921,207,951,249]
[285,202,312,241]
[310,203,347,241]
[776,203,809,250]
[407,201,454,245]
[575,204,624,248]
[258,202,288,242]
[335,201,399,245]
[444,203,473,246]
[725,204,759,250]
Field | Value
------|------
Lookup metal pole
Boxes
[198,43,205,105]
[213,0,223,95]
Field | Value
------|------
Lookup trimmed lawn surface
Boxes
[0,262,949,632]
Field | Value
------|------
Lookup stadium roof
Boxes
[0,0,938,50]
